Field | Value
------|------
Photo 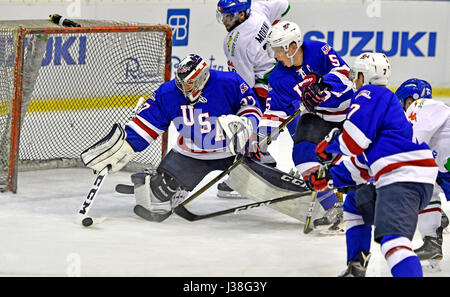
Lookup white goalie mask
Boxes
[175,54,210,104]
[267,21,303,63]
[349,52,391,86]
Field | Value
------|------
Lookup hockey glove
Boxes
[217,114,254,156]
[306,166,334,192]
[300,72,332,113]
[245,135,264,161]
[81,124,135,173]
[316,128,342,166]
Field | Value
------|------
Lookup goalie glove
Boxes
[316,128,342,166]
[306,166,334,192]
[81,124,135,173]
[299,72,331,113]
[217,114,254,156]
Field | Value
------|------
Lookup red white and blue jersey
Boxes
[259,40,353,133]
[326,85,438,189]
[125,70,262,160]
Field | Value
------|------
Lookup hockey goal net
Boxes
[0,19,172,193]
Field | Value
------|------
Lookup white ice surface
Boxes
[1,100,449,277]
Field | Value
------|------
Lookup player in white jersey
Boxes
[217,0,290,107]
[397,79,450,269]
[216,0,292,198]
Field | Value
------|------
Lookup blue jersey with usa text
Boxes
[260,40,353,132]
[326,85,438,189]
[125,69,262,160]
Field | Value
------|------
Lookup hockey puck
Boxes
[82,217,93,227]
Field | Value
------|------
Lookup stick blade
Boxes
[115,184,134,195]
[133,205,171,222]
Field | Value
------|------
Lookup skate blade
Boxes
[314,222,345,236]
[217,190,247,199]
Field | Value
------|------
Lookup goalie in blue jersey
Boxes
[308,52,439,277]
[80,54,264,222]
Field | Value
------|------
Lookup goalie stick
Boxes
[76,165,110,227]
[115,184,311,221]
[76,97,145,227]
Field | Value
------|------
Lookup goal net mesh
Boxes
[0,20,171,192]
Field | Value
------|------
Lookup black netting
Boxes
[0,22,171,192]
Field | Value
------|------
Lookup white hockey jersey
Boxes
[405,98,450,172]
[222,0,290,91]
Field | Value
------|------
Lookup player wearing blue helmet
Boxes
[216,0,252,32]
[395,78,432,111]
[399,78,450,271]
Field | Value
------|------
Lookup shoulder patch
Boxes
[355,90,371,99]
[240,82,249,94]
[321,44,331,55]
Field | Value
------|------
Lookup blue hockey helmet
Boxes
[395,78,432,108]
[217,0,251,15]
[216,0,251,29]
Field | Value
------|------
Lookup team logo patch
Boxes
[227,35,233,52]
[360,53,370,60]
[240,83,249,94]
[356,90,371,99]
[321,44,331,55]
[283,23,290,30]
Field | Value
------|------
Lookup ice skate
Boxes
[338,251,371,277]
[217,181,246,199]
[313,201,344,235]
[415,227,443,272]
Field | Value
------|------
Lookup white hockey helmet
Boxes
[350,52,391,86]
[267,20,303,52]
[175,54,210,104]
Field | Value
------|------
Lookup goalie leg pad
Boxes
[81,124,134,173]
[226,157,312,222]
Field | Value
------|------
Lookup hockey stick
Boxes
[76,165,111,227]
[303,191,318,234]
[115,184,310,221]
[76,97,145,227]
[152,191,311,222]
[175,105,305,212]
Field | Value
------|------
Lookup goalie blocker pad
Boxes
[226,157,320,222]
[80,124,134,173]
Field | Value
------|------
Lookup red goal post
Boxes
[0,20,172,193]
